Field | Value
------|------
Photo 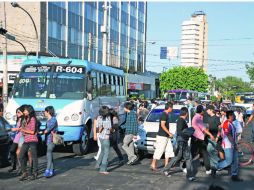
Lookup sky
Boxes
[146,1,254,81]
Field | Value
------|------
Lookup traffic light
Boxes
[0,27,7,35]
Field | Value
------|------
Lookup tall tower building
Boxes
[180,11,208,71]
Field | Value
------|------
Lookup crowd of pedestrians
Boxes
[6,97,247,183]
[7,104,58,181]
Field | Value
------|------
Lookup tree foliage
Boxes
[160,66,208,93]
[215,76,253,101]
[246,62,254,81]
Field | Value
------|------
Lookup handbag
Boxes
[52,131,64,145]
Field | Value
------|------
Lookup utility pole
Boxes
[102,0,108,66]
[2,2,8,110]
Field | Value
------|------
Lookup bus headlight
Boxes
[5,112,13,120]
[71,114,79,121]
[64,116,70,121]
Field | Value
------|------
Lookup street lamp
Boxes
[11,2,39,57]
[0,28,27,54]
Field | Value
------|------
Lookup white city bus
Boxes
[5,57,126,155]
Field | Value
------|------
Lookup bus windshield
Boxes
[13,65,86,99]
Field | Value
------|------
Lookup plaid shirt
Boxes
[123,110,138,135]
[24,117,38,143]
[45,117,58,145]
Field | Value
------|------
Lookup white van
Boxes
[135,104,195,155]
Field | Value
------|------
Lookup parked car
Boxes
[134,105,195,155]
[0,116,12,167]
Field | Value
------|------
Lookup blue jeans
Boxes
[231,148,239,176]
[217,147,239,176]
[218,148,233,169]
[46,143,55,170]
[96,138,110,172]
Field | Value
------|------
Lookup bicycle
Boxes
[237,141,254,166]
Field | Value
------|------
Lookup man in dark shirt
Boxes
[163,107,196,181]
[207,105,221,140]
[150,102,174,170]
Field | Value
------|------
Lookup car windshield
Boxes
[146,109,181,123]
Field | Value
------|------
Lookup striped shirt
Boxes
[24,117,38,143]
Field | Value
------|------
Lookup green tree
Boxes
[215,76,253,101]
[246,62,254,81]
[160,66,208,93]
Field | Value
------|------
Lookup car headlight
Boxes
[64,116,70,121]
[71,114,79,121]
[5,112,12,120]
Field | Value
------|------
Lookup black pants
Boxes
[9,143,18,169]
[164,141,194,178]
[20,142,38,173]
[191,137,210,171]
[110,131,123,160]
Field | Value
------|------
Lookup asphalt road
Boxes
[0,125,254,190]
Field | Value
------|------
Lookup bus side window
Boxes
[91,71,97,99]
[111,75,116,96]
[97,72,101,96]
[119,77,124,96]
[115,76,120,96]
[86,71,93,100]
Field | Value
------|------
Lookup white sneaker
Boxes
[183,168,187,174]
[206,170,212,175]
[94,156,98,160]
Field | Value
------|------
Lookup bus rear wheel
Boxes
[72,128,90,156]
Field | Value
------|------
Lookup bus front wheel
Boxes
[72,128,90,155]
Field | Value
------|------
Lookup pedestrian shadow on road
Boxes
[54,155,94,176]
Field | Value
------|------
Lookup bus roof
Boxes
[22,56,125,76]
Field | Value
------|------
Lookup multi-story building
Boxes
[180,11,208,71]
[0,1,149,95]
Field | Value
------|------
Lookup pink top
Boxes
[24,117,38,143]
[192,113,206,140]
[13,119,22,144]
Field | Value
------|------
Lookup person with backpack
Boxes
[95,106,112,174]
[163,107,196,181]
[19,105,39,181]
[43,106,58,178]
